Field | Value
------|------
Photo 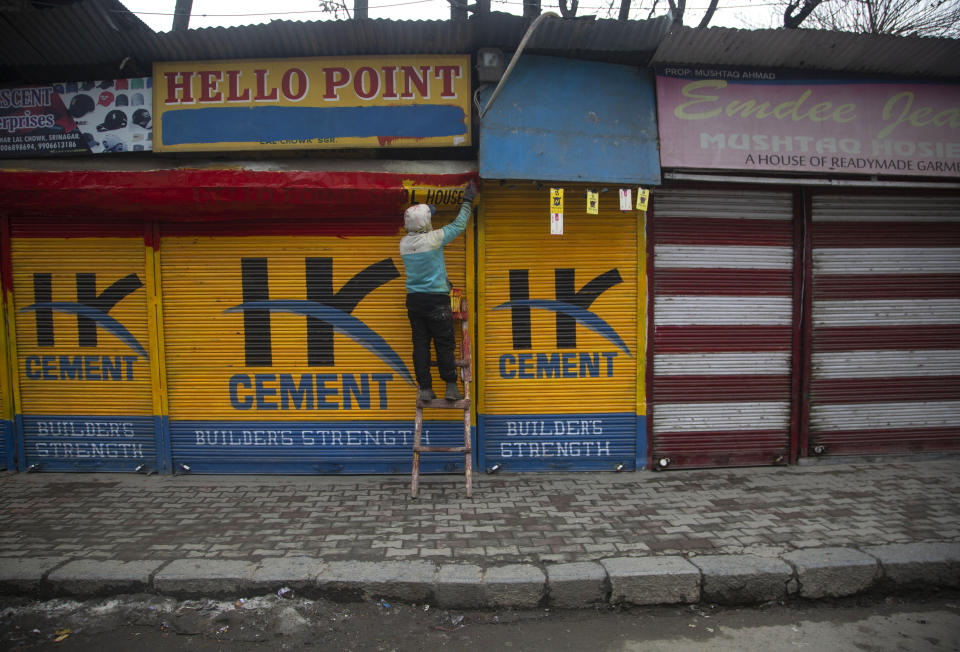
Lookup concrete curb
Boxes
[1,542,958,608]
[689,554,794,604]
[783,547,879,599]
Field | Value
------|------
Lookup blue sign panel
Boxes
[481,412,644,472]
[20,415,158,472]
[479,55,661,184]
[170,420,468,474]
[0,420,11,469]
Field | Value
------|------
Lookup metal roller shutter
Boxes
[159,215,468,474]
[0,273,11,469]
[9,222,159,472]
[650,189,796,468]
[808,194,960,455]
[480,185,642,472]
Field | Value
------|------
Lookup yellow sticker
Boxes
[550,187,564,235]
[550,187,564,212]
[636,187,650,211]
[586,190,599,215]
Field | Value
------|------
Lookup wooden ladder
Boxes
[411,289,473,499]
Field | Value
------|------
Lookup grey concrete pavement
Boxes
[0,459,958,608]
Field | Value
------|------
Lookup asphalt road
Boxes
[2,590,959,651]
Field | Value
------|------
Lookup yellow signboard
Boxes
[153,56,471,152]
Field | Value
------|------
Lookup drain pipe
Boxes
[479,12,560,120]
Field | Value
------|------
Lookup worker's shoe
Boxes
[444,381,463,401]
[418,388,436,401]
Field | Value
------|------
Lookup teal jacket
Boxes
[399,200,472,294]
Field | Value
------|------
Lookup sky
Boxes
[119,0,783,33]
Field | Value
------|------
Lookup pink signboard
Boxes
[656,68,959,178]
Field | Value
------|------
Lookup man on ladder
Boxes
[400,180,478,498]
[399,181,477,401]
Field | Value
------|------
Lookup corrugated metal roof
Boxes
[0,0,156,80]
[146,13,672,62]
[3,5,958,85]
[653,26,960,80]
[0,9,671,83]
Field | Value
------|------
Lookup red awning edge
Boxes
[0,168,479,221]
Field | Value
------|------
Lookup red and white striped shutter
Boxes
[651,189,796,468]
[808,194,960,455]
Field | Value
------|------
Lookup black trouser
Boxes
[406,293,457,390]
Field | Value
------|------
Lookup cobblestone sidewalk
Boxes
[0,460,957,565]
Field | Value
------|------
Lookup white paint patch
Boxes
[655,352,791,376]
[652,401,790,433]
[655,296,793,325]
[813,248,960,275]
[655,189,792,220]
[812,349,960,379]
[813,299,960,326]
[813,194,960,221]
[655,245,793,270]
[810,400,960,430]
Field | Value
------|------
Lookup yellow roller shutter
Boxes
[159,214,468,474]
[9,225,158,472]
[479,185,645,471]
[0,261,12,469]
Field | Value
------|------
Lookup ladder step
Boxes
[413,446,471,453]
[417,398,470,409]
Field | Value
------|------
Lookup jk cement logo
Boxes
[495,267,631,380]
[224,257,414,412]
[21,272,147,382]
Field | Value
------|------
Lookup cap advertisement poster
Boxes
[0,77,152,157]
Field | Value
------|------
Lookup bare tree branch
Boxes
[780,0,960,36]
[559,0,579,18]
[784,0,822,28]
[318,0,351,19]
[697,0,719,27]
[666,0,685,24]
[618,0,632,21]
[172,0,192,31]
[646,0,661,20]
[447,0,467,20]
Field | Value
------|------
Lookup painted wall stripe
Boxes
[654,325,792,353]
[812,377,960,403]
[813,298,960,326]
[813,325,960,351]
[655,296,793,326]
[656,269,793,296]
[654,190,793,220]
[655,245,793,270]
[652,401,791,433]
[809,427,960,452]
[812,222,960,248]
[813,248,960,275]
[654,375,791,402]
[811,196,960,222]
[810,400,960,430]
[653,217,792,246]
[814,274,960,299]
[812,349,960,378]
[655,351,791,376]
[649,430,790,450]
